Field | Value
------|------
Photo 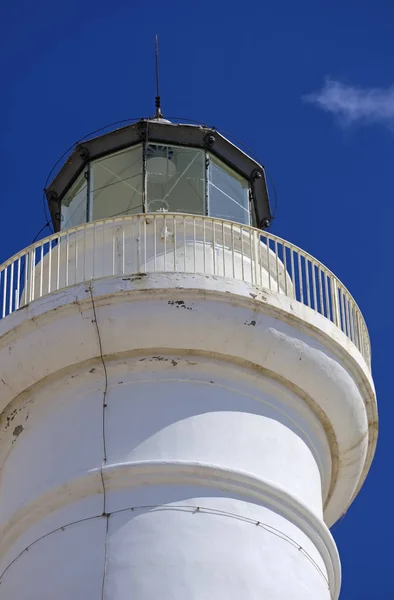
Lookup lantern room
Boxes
[45,118,272,232]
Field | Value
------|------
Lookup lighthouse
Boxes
[0,114,377,599]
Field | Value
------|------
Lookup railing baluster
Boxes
[349,303,355,343]
[173,215,177,272]
[364,323,369,364]
[283,243,288,296]
[298,252,304,304]
[305,258,311,307]
[318,266,323,315]
[75,232,78,284]
[345,295,350,338]
[351,304,357,345]
[2,268,7,317]
[359,311,364,352]
[9,262,14,314]
[358,313,363,356]
[354,310,360,351]
[65,233,69,287]
[346,294,352,340]
[92,224,96,278]
[250,228,254,284]
[364,322,368,360]
[83,228,87,282]
[331,278,340,327]
[311,261,317,311]
[183,216,187,272]
[39,244,44,298]
[153,216,157,272]
[231,223,235,278]
[340,287,346,334]
[213,220,216,275]
[203,218,206,274]
[16,257,21,310]
[144,217,147,272]
[258,236,263,287]
[254,231,259,285]
[290,247,295,299]
[138,216,144,273]
[193,217,196,273]
[122,227,125,275]
[267,236,271,290]
[31,249,35,302]
[222,221,226,278]
[275,239,280,293]
[344,291,350,336]
[240,226,245,281]
[112,220,116,276]
[48,242,52,294]
[102,222,105,278]
[25,252,30,305]
[324,271,330,320]
[342,292,348,335]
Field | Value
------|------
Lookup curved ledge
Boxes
[1,508,330,591]
[0,460,341,599]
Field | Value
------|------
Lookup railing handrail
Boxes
[0,213,371,366]
[0,214,367,311]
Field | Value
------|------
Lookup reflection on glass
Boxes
[91,145,143,220]
[146,144,205,215]
[59,142,253,230]
[208,155,250,224]
[61,170,88,230]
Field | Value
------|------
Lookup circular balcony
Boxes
[0,213,370,368]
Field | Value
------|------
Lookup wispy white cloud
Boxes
[303,78,394,130]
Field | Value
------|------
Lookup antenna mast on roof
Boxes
[155,35,163,118]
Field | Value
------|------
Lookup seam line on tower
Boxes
[88,281,109,600]
[0,504,330,589]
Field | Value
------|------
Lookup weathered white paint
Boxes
[0,352,337,595]
[0,271,377,597]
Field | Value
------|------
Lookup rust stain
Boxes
[5,409,18,430]
[139,356,179,366]
[122,273,147,282]
[13,424,24,438]
[244,319,256,327]
[167,300,193,311]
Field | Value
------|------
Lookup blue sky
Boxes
[0,1,392,597]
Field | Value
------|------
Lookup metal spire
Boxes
[155,35,163,118]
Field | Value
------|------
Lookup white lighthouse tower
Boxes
[0,114,377,599]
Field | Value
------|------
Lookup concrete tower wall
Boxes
[0,271,376,599]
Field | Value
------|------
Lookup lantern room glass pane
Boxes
[146,144,205,215]
[61,170,88,230]
[91,145,143,221]
[208,155,250,224]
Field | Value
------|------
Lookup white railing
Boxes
[0,213,371,367]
